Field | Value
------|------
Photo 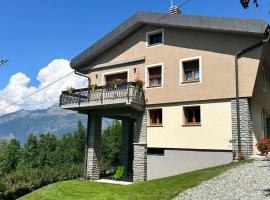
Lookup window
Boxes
[149,109,162,126]
[183,106,201,125]
[147,66,162,87]
[105,72,128,86]
[146,29,164,47]
[182,59,200,83]
[148,148,164,156]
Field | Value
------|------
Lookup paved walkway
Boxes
[174,157,270,200]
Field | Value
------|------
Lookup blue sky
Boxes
[0,0,269,90]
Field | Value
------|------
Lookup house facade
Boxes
[60,12,270,181]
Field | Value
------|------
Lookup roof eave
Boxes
[71,11,269,71]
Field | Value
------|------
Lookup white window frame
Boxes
[101,69,130,86]
[179,56,202,85]
[145,63,164,89]
[146,28,165,48]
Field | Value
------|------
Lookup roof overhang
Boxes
[71,11,269,72]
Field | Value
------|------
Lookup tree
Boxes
[0,59,8,66]
[18,133,39,169]
[240,0,259,9]
[0,139,21,176]
[54,121,86,166]
[37,133,58,167]
[100,120,121,173]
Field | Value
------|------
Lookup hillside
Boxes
[0,104,111,143]
[19,162,248,200]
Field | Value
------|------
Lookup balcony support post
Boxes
[85,111,102,180]
[120,119,133,177]
[133,108,147,182]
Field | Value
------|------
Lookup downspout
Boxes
[74,69,90,180]
[235,29,269,160]
[75,70,91,86]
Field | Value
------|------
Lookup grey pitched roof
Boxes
[71,11,269,70]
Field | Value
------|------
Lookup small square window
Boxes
[148,66,162,87]
[184,106,201,125]
[182,59,200,83]
[147,30,163,47]
[149,109,162,126]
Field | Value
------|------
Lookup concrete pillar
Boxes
[133,109,147,182]
[85,111,102,180]
[120,119,132,177]
[231,98,253,159]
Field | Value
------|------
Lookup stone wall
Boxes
[231,98,253,158]
[133,109,147,182]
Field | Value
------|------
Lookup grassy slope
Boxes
[21,161,251,200]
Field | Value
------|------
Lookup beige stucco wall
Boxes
[251,52,270,155]
[147,100,232,150]
[87,26,262,105]
[252,62,270,111]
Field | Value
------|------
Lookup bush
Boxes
[256,138,270,154]
[0,164,83,199]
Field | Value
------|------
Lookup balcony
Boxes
[60,82,145,112]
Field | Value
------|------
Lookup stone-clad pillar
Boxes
[85,111,102,180]
[231,98,253,159]
[133,109,147,182]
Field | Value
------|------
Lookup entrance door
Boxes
[105,72,128,86]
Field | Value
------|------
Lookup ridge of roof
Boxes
[71,11,269,70]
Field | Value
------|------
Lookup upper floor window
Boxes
[146,29,164,47]
[149,108,163,126]
[183,106,201,125]
[146,65,163,88]
[180,57,201,84]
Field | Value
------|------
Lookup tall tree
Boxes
[240,0,258,9]
[18,133,39,169]
[37,133,58,167]
[0,59,8,66]
[100,120,121,173]
[0,139,21,176]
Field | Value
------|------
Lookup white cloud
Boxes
[0,59,87,115]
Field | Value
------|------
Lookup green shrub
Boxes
[0,164,83,199]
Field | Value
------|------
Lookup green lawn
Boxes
[20,161,251,200]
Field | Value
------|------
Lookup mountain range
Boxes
[0,104,111,143]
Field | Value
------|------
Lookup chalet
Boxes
[60,10,270,181]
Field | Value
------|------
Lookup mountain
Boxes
[0,104,112,143]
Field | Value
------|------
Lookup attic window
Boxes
[146,29,164,47]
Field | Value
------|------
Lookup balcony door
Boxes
[105,72,128,87]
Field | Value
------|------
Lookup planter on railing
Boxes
[60,82,145,107]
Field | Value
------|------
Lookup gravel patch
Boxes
[174,157,270,200]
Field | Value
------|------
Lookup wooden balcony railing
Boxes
[59,82,145,108]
